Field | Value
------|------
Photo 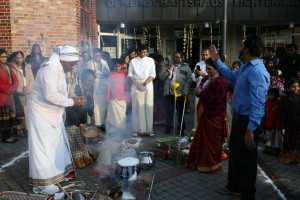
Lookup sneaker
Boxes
[217,187,241,196]
[33,184,59,195]
[64,171,76,182]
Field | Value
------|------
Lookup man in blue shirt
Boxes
[210,35,270,200]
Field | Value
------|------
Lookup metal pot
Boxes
[138,151,155,170]
[64,191,86,200]
[116,157,139,180]
[81,126,101,144]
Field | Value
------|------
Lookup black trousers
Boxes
[164,95,186,134]
[226,116,258,200]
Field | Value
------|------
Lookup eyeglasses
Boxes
[0,56,8,59]
[174,56,182,59]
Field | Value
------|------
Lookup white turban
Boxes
[59,45,79,62]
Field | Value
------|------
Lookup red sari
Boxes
[186,75,228,173]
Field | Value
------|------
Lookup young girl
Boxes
[106,59,129,135]
[278,78,300,164]
[12,51,34,136]
[269,68,284,93]
[264,88,282,155]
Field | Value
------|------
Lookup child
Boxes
[278,78,300,164]
[264,88,282,156]
[269,68,284,93]
[106,59,129,136]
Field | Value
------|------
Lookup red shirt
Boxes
[0,63,19,106]
[265,99,282,129]
[106,71,129,103]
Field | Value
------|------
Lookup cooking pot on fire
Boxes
[117,157,139,180]
[138,151,155,170]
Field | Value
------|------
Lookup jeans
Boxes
[226,116,258,200]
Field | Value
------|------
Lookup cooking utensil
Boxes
[81,126,100,144]
[138,151,155,170]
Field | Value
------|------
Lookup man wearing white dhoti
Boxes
[87,49,110,130]
[128,44,156,135]
[26,45,85,195]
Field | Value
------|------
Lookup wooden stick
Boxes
[57,182,72,200]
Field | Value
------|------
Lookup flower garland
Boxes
[100,35,105,47]
[134,28,138,50]
[143,28,149,47]
[156,26,162,53]
[183,25,187,54]
[217,22,221,52]
[188,24,194,59]
[210,21,213,45]
[243,25,247,40]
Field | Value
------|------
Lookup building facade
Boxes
[96,0,300,65]
[0,0,98,56]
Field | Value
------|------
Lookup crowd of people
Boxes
[0,36,300,199]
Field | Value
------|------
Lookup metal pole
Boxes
[221,0,227,59]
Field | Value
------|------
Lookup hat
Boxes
[59,45,79,62]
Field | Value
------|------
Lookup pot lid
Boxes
[117,157,139,167]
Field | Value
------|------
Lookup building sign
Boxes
[107,0,224,7]
[106,0,300,7]
[234,0,300,7]
[103,47,117,58]
[97,0,300,21]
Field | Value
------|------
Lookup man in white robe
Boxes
[87,49,110,130]
[128,44,156,135]
[26,46,85,195]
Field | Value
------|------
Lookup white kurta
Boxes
[87,59,110,126]
[26,54,74,186]
[128,56,156,133]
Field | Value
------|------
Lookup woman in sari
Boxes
[186,58,228,173]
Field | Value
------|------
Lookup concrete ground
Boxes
[0,93,299,200]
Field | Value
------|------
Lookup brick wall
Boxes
[0,0,12,52]
[91,0,98,48]
[1,0,98,56]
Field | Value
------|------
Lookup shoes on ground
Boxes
[3,137,17,143]
[217,186,241,196]
[33,184,59,195]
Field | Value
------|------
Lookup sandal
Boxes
[3,137,16,143]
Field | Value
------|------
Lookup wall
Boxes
[0,0,12,52]
[0,0,98,56]
[9,0,80,56]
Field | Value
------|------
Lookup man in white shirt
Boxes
[26,46,85,195]
[128,44,156,135]
[192,47,210,129]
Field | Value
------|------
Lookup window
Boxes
[80,0,92,41]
